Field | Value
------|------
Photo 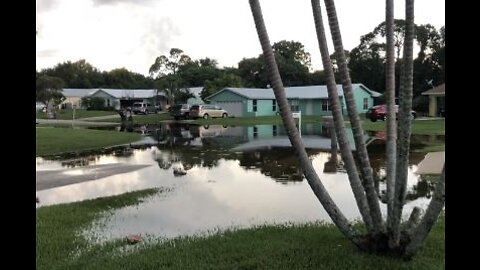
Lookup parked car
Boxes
[170,104,192,120]
[189,104,228,119]
[366,104,417,122]
[131,102,159,115]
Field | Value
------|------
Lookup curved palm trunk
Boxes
[311,0,375,234]
[249,0,361,245]
[322,0,384,233]
[404,166,445,258]
[385,0,398,233]
[391,0,415,247]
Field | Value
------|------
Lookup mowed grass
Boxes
[361,119,445,135]
[36,188,161,270]
[36,127,141,156]
[36,109,117,120]
[37,189,444,270]
[105,113,444,136]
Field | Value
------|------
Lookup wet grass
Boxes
[105,113,445,135]
[36,109,117,120]
[36,188,160,270]
[415,143,445,153]
[36,127,141,156]
[361,119,445,135]
[37,189,444,269]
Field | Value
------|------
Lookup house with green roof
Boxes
[205,84,381,117]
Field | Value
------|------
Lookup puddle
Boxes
[36,124,442,242]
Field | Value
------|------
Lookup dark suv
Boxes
[170,104,191,120]
[366,105,417,122]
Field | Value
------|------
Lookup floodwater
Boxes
[36,123,444,242]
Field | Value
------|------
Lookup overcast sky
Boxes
[36,0,445,76]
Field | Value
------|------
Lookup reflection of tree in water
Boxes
[42,145,153,167]
[61,156,98,168]
[154,140,241,170]
[238,148,322,183]
[405,175,438,201]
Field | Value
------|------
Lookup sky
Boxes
[36,0,445,76]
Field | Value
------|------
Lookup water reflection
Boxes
[37,123,441,242]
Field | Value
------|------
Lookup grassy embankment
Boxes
[36,109,117,120]
[37,189,444,270]
[36,127,141,156]
[108,113,444,134]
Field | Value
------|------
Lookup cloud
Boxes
[37,49,60,58]
[37,0,59,13]
[92,0,157,6]
[140,17,180,59]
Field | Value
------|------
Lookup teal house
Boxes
[205,84,381,117]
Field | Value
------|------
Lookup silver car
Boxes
[189,104,228,119]
[132,102,158,115]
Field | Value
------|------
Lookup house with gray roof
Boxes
[78,88,167,110]
[205,84,381,117]
[61,89,98,109]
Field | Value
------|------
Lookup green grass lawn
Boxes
[36,127,141,156]
[122,113,444,135]
[36,189,444,270]
[361,119,445,135]
[36,109,117,120]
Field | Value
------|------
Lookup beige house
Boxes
[61,89,97,109]
[422,84,445,117]
[61,88,168,110]
[87,89,168,110]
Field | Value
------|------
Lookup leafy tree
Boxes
[38,59,155,89]
[81,97,108,111]
[237,40,312,87]
[149,48,192,105]
[237,57,268,88]
[249,0,444,260]
[103,68,154,89]
[41,59,104,88]
[177,58,223,87]
[201,74,244,101]
[36,74,65,114]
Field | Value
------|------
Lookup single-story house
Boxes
[422,83,445,117]
[61,89,98,109]
[205,84,381,117]
[70,88,167,110]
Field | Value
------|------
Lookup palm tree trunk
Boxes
[323,0,384,233]
[249,0,361,245]
[391,0,415,247]
[385,0,398,234]
[404,166,445,258]
[311,0,375,234]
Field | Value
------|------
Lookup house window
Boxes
[289,99,299,112]
[107,99,110,107]
[321,99,331,111]
[253,100,257,112]
[253,126,258,138]
[272,125,277,136]
[363,98,369,110]
[272,100,277,111]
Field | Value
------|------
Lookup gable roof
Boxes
[206,83,380,100]
[89,89,164,99]
[62,88,98,98]
[422,83,445,96]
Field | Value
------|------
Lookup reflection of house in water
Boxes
[232,124,371,151]
[153,123,375,183]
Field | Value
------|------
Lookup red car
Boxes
[366,105,417,122]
